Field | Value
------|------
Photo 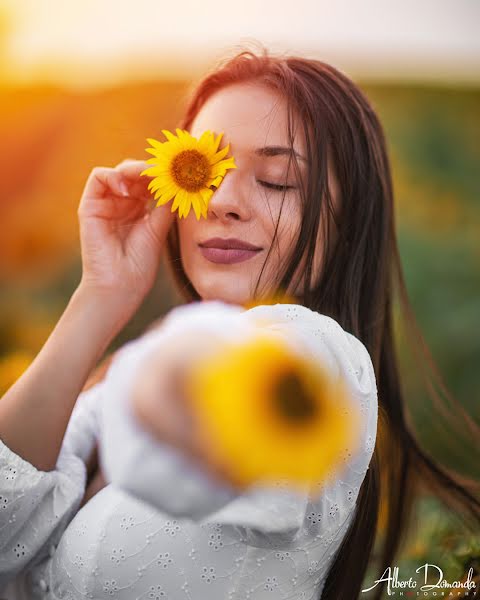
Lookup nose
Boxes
[206,169,251,223]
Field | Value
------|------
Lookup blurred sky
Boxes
[1,0,479,88]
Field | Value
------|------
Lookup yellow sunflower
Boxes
[185,333,361,493]
[140,128,237,220]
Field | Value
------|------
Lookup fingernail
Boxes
[120,181,129,196]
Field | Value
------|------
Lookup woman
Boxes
[0,46,478,599]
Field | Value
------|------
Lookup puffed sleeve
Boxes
[98,300,378,538]
[0,380,103,590]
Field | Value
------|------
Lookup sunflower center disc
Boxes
[273,369,319,425]
[171,150,211,192]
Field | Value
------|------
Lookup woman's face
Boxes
[176,82,338,306]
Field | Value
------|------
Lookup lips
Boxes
[198,238,262,265]
[198,237,262,251]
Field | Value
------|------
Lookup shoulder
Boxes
[241,303,343,338]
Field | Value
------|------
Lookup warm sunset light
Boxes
[0,0,479,88]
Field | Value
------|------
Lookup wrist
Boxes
[75,281,143,324]
[70,284,137,351]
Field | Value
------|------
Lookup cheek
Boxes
[273,198,302,256]
[258,191,301,233]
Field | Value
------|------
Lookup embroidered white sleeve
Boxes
[0,382,103,590]
[98,301,255,523]
[99,300,378,540]
[207,302,378,540]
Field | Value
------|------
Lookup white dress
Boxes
[0,300,378,600]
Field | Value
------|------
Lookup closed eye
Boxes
[257,180,296,192]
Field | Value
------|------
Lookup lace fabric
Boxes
[0,301,377,600]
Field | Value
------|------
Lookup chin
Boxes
[193,275,251,306]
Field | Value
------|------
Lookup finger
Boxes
[84,166,129,199]
[115,159,150,180]
[79,168,127,219]
[79,187,144,222]
[116,159,154,193]
[116,160,157,203]
[131,357,193,450]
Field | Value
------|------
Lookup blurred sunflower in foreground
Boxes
[140,129,237,220]
[186,333,361,492]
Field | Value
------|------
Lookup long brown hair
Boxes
[157,44,480,599]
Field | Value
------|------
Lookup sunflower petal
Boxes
[144,166,170,177]
[154,183,174,201]
[146,137,164,149]
[192,196,202,220]
[220,156,237,170]
[158,189,176,205]
[155,192,173,206]
[149,178,172,193]
[212,132,223,153]
[159,183,178,199]
[148,176,170,191]
[211,144,230,163]
[171,191,182,213]
[157,181,177,201]
[143,156,161,165]
[161,129,179,143]
[183,203,192,218]
[140,166,156,177]
[148,179,161,191]
[200,188,214,206]
[208,175,223,188]
[145,148,174,161]
[196,130,215,157]
[176,128,189,142]
[176,189,189,218]
[210,158,237,178]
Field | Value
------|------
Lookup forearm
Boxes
[0,284,132,472]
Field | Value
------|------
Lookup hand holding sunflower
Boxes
[130,323,361,495]
[78,159,176,316]
[140,129,237,220]
[130,328,243,490]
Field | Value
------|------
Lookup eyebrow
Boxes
[254,145,307,163]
